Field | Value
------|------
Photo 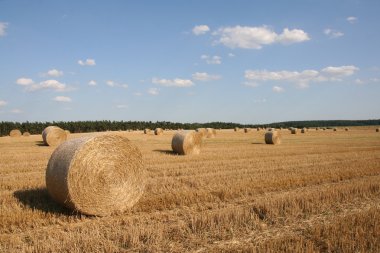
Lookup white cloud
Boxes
[192,25,210,35]
[0,22,9,37]
[245,65,359,88]
[53,96,71,102]
[28,80,67,91]
[324,28,344,38]
[11,109,22,114]
[116,104,128,109]
[88,80,97,86]
[201,55,222,64]
[78,58,96,66]
[192,72,221,81]
[152,78,194,87]
[106,80,128,88]
[16,78,34,86]
[228,53,235,57]
[44,69,63,77]
[354,78,364,85]
[214,25,309,49]
[148,88,159,95]
[347,16,358,24]
[272,86,285,93]
[0,100,7,107]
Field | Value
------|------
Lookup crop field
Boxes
[0,128,380,252]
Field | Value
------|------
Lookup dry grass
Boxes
[0,127,380,252]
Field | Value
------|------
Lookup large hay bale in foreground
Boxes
[46,134,145,216]
[10,129,22,137]
[206,128,216,138]
[42,126,67,146]
[172,131,202,155]
[265,131,281,145]
[23,132,31,137]
[154,128,163,135]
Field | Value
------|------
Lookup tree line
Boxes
[0,119,379,136]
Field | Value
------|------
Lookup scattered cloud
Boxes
[201,55,222,64]
[11,109,22,114]
[148,88,159,95]
[44,69,63,77]
[152,78,194,87]
[0,22,9,37]
[88,80,97,86]
[272,86,285,93]
[28,80,67,92]
[16,78,34,86]
[192,72,221,81]
[0,100,7,107]
[78,58,96,66]
[245,65,359,88]
[354,77,380,85]
[228,53,235,57]
[324,28,344,38]
[116,104,128,109]
[53,96,71,102]
[213,25,310,49]
[192,25,210,35]
[106,80,128,89]
[347,16,358,24]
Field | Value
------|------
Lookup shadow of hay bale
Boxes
[35,141,47,147]
[13,188,76,216]
[152,149,177,155]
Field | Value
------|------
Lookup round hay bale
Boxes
[244,128,250,133]
[154,128,163,135]
[291,128,297,134]
[333,128,337,131]
[42,126,67,146]
[65,130,70,136]
[265,131,281,145]
[345,128,349,131]
[23,132,31,137]
[376,128,379,132]
[206,128,216,138]
[234,127,239,132]
[301,128,306,133]
[46,134,145,216]
[10,129,22,137]
[316,127,319,131]
[196,128,207,138]
[143,128,150,134]
[172,131,202,155]
[257,128,260,131]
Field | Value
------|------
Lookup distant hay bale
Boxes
[265,131,281,145]
[345,128,349,131]
[171,131,202,155]
[291,128,297,134]
[196,128,208,138]
[206,128,216,138]
[234,127,239,132]
[376,128,379,132]
[42,126,67,146]
[23,132,31,137]
[257,128,260,131]
[301,128,306,133]
[46,134,145,216]
[143,128,151,134]
[154,128,163,135]
[333,128,337,131]
[9,129,22,137]
[244,128,250,133]
[316,127,319,131]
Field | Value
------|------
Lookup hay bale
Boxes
[143,128,151,134]
[154,128,163,135]
[65,130,70,136]
[42,126,67,146]
[234,127,239,132]
[172,131,202,155]
[206,128,216,138]
[265,131,281,145]
[257,128,260,131]
[345,128,349,131]
[316,127,319,131]
[244,128,250,133]
[301,128,306,133]
[333,128,337,131]
[46,134,145,216]
[376,128,379,132]
[291,128,297,134]
[10,129,22,137]
[23,132,31,137]
[196,128,207,138]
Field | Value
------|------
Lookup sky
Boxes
[0,0,380,124]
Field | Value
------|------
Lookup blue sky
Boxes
[1,0,379,124]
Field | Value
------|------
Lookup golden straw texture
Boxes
[265,131,281,145]
[171,131,202,155]
[9,129,21,137]
[42,126,67,146]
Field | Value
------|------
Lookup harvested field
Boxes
[0,127,380,252]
